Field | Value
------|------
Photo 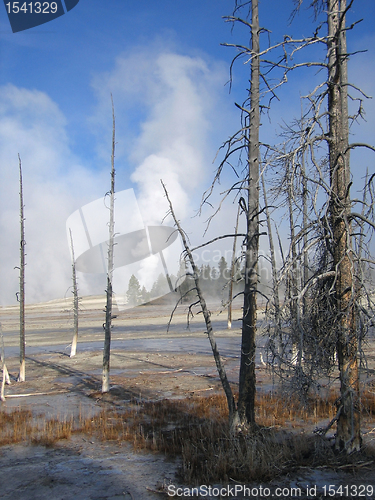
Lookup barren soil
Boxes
[1,295,375,499]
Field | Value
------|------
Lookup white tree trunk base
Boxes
[18,360,25,382]
[70,336,78,357]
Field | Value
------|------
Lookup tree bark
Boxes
[102,96,116,394]
[237,0,259,428]
[327,0,361,452]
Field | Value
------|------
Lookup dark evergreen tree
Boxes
[150,273,169,298]
[126,274,142,306]
[141,286,150,304]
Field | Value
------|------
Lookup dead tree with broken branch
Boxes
[200,0,304,429]
[102,96,116,394]
[162,181,239,430]
[17,154,26,382]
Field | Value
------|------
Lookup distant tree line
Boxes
[125,256,246,307]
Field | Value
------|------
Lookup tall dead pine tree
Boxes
[17,155,26,382]
[102,97,116,394]
[327,0,360,452]
[237,0,260,428]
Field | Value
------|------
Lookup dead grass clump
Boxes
[0,408,33,445]
[81,409,130,442]
[256,388,375,428]
[179,426,337,484]
[31,417,73,446]
[255,391,338,427]
[0,408,76,447]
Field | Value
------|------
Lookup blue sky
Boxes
[0,0,374,305]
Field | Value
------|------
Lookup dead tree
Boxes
[17,154,26,382]
[286,161,300,358]
[227,203,241,329]
[162,181,238,429]
[235,0,260,428]
[69,228,79,357]
[102,96,116,394]
[200,0,291,428]
[326,0,360,452]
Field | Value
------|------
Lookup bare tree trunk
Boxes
[327,0,361,452]
[102,96,116,394]
[261,173,282,365]
[227,203,241,329]
[1,367,6,402]
[237,0,259,428]
[69,229,79,357]
[286,164,301,366]
[162,181,238,429]
[301,146,309,316]
[18,154,26,382]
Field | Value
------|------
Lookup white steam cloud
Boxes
[91,48,232,223]
[0,84,106,305]
[0,47,234,305]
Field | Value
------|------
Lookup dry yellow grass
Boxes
[1,389,374,483]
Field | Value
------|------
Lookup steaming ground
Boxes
[0,295,374,499]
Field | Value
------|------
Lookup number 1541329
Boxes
[5,2,59,14]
